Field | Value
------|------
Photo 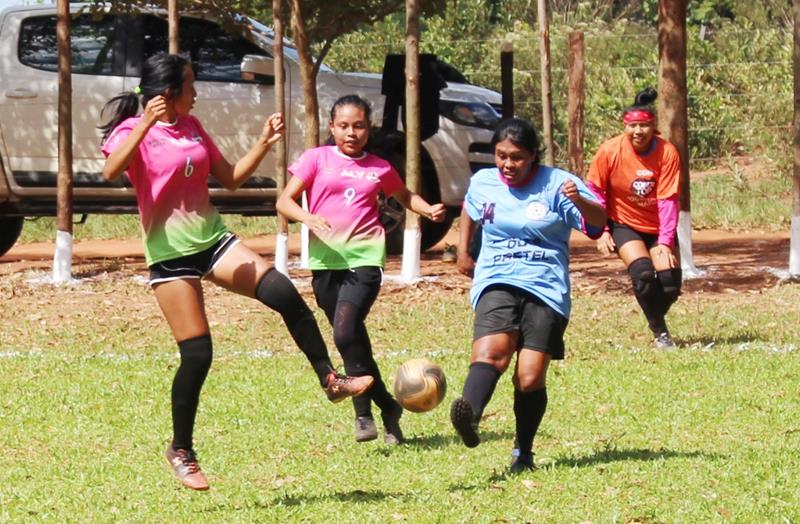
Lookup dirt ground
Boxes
[0,228,791,296]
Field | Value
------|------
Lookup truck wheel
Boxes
[0,216,24,257]
[381,168,454,255]
[375,134,454,255]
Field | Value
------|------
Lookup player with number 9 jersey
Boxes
[278,95,446,445]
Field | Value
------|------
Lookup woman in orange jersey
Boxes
[587,87,681,348]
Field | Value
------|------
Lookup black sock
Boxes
[461,362,502,424]
[513,388,548,456]
[255,268,334,387]
[171,335,213,451]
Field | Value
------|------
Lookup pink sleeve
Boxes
[586,180,606,208]
[190,116,223,165]
[657,195,679,247]
[586,180,609,233]
[100,120,142,177]
[288,148,319,186]
[380,164,405,196]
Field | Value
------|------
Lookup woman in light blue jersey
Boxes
[451,118,606,473]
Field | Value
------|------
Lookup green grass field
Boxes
[1,272,798,523]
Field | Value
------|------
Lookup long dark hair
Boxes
[622,86,658,119]
[329,94,372,123]
[490,117,542,162]
[98,54,189,142]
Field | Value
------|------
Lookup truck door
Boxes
[0,11,126,191]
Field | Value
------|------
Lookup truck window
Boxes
[141,15,270,83]
[18,14,117,75]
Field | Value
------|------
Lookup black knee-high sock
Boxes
[337,315,394,418]
[171,335,213,451]
[514,388,548,455]
[629,258,668,335]
[256,269,334,387]
[461,362,502,424]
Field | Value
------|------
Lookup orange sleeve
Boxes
[587,141,610,191]
[657,142,681,199]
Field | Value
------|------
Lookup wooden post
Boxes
[537,0,554,165]
[54,0,73,283]
[791,0,800,275]
[567,31,585,177]
[273,0,289,274]
[658,0,698,274]
[402,0,422,281]
[168,0,179,54]
[500,41,514,119]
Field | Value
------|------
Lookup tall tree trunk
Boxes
[168,0,179,54]
[54,0,73,283]
[791,0,800,275]
[567,31,585,177]
[537,0,554,165]
[274,0,290,274]
[401,0,422,281]
[658,0,699,274]
[290,0,319,149]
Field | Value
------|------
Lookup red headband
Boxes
[623,110,655,125]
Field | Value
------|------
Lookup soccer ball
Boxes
[393,358,447,413]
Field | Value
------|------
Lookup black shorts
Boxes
[473,284,568,360]
[311,266,383,315]
[148,232,239,285]
[609,221,660,250]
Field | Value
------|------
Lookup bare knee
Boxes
[514,371,546,392]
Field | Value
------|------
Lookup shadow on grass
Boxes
[678,334,762,346]
[449,447,723,490]
[272,488,408,506]
[552,446,721,469]
[198,489,410,513]
[371,429,514,455]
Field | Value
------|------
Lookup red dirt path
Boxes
[0,229,790,295]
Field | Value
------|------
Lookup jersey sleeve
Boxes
[462,171,487,222]
[587,141,611,192]
[190,116,223,165]
[657,195,679,247]
[100,119,143,181]
[556,173,603,238]
[657,141,681,199]
[288,148,320,187]
[379,164,406,196]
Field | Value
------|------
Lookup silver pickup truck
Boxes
[0,1,501,256]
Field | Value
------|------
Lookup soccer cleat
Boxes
[355,416,378,442]
[450,397,480,448]
[509,448,535,474]
[165,445,209,491]
[381,401,405,445]
[325,373,375,403]
[654,331,677,349]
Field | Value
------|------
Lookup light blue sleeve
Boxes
[463,171,488,222]
[556,173,603,237]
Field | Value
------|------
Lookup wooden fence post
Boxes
[567,31,585,177]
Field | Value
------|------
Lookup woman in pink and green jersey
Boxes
[99,54,373,491]
[277,95,446,445]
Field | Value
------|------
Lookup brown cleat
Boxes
[165,445,209,491]
[325,373,374,403]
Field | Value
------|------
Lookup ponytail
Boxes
[98,53,189,143]
[98,92,141,143]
